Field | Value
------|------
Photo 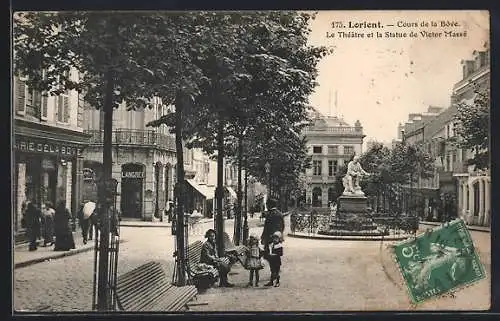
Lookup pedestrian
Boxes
[54,200,76,251]
[78,201,96,244]
[42,202,55,247]
[244,234,264,287]
[24,201,42,251]
[264,231,283,287]
[200,229,234,288]
[260,198,285,253]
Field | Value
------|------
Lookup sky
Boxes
[306,10,489,146]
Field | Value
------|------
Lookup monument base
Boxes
[337,195,369,214]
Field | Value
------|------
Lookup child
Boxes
[264,231,283,287]
[244,234,264,287]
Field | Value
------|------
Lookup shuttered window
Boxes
[15,77,27,115]
[56,70,70,123]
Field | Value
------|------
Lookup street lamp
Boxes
[265,162,271,204]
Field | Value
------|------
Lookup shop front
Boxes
[13,120,89,233]
[120,163,146,219]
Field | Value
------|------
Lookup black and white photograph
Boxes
[11,10,490,313]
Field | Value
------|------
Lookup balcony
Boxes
[85,129,176,152]
[302,126,363,136]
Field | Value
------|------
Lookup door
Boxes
[121,163,145,219]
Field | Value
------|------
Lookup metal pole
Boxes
[215,121,225,256]
[97,71,114,311]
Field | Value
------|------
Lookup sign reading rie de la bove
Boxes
[393,219,486,304]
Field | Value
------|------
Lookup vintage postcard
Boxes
[12,10,490,313]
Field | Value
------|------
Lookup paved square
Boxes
[393,219,486,304]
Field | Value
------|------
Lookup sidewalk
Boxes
[14,231,126,269]
[419,221,490,233]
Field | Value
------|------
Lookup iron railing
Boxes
[290,210,419,236]
[85,129,176,152]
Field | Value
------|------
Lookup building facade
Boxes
[302,111,365,207]
[400,42,490,227]
[452,43,490,227]
[82,103,177,221]
[13,70,89,232]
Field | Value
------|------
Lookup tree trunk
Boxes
[174,92,186,286]
[215,121,225,256]
[234,135,243,245]
[97,70,114,311]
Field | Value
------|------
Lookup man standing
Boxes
[260,199,285,252]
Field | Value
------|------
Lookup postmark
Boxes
[393,219,486,304]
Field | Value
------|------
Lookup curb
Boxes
[120,219,214,228]
[287,233,410,242]
[14,239,127,269]
[419,221,490,233]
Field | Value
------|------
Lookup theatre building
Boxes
[83,104,177,221]
[13,72,88,233]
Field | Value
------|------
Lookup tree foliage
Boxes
[453,88,490,169]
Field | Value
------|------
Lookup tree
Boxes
[359,142,393,212]
[148,12,330,245]
[453,88,490,169]
[14,11,186,307]
[389,141,434,216]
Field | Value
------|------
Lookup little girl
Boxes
[244,234,264,287]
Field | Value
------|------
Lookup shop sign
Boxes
[15,138,81,157]
[122,171,145,179]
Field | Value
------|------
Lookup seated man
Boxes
[343,155,370,194]
[200,229,234,287]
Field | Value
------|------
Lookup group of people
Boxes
[199,198,285,288]
[22,200,76,252]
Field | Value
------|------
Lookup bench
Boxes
[115,261,197,311]
[223,232,247,265]
[185,240,219,290]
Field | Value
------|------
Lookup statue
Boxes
[342,156,370,196]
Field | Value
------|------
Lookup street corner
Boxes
[393,219,487,305]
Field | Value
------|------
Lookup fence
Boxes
[289,210,419,237]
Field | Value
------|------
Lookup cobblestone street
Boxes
[13,217,490,312]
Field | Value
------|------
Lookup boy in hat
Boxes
[264,231,283,287]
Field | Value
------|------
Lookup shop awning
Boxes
[186,179,215,200]
[225,186,237,199]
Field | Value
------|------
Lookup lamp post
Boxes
[265,162,271,204]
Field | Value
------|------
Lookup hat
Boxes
[204,229,216,238]
[249,234,258,239]
[272,231,282,239]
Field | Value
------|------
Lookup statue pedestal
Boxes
[337,195,368,214]
[318,194,384,234]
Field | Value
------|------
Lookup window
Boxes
[328,145,338,155]
[328,160,338,177]
[313,160,322,176]
[15,77,27,115]
[56,94,70,123]
[452,150,457,164]
[15,75,47,118]
[446,153,452,172]
[313,146,322,154]
[343,145,354,155]
[56,71,70,123]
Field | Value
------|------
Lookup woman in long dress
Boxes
[54,200,76,251]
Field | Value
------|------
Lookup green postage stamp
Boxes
[393,219,486,304]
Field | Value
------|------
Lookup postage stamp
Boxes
[393,219,486,304]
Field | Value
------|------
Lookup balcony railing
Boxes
[302,126,362,135]
[85,129,176,151]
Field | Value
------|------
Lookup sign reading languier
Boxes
[393,219,486,304]
[122,171,144,179]
[15,139,81,157]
